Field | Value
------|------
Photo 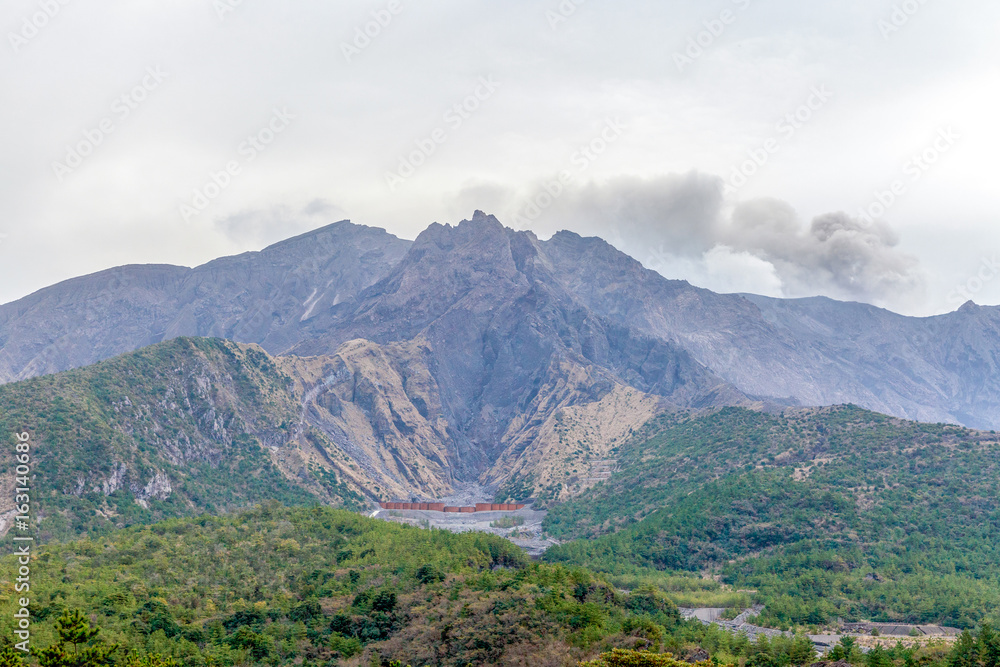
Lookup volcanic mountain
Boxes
[1,211,999,509]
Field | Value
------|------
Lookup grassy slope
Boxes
[543,406,1000,628]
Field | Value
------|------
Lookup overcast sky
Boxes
[2,1,998,316]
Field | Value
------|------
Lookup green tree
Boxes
[289,599,321,622]
[866,645,892,667]
[980,624,1000,667]
[581,649,716,667]
[227,626,270,660]
[34,609,118,667]
[415,564,445,584]
[830,635,857,663]
[788,635,816,666]
[746,652,779,667]
[949,630,978,667]
[120,653,180,667]
[372,589,397,613]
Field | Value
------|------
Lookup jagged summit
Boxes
[1,214,999,433]
[412,211,512,254]
[468,209,503,225]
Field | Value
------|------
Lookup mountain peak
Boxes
[258,218,404,255]
[413,211,511,253]
[463,210,505,230]
[958,300,979,313]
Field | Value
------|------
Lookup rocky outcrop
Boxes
[278,338,458,500]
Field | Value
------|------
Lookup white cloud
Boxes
[702,245,784,297]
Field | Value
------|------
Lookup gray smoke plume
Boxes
[722,199,923,303]
[506,173,924,308]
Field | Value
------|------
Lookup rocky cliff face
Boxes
[289,213,744,489]
[1,212,999,512]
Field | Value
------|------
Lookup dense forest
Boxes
[0,504,996,666]
[0,504,788,666]
[543,407,1000,628]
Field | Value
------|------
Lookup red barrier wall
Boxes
[380,501,526,513]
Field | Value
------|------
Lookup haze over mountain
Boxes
[1,211,998,437]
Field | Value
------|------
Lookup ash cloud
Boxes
[722,199,923,303]
[510,173,925,308]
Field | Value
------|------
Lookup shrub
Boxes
[221,609,265,633]
[289,600,322,622]
[371,590,397,613]
[581,648,714,667]
[227,627,270,660]
[329,634,362,659]
[415,564,446,584]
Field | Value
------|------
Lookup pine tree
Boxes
[34,609,118,667]
[788,635,816,666]
[949,630,978,667]
[866,645,893,667]
[980,624,1000,667]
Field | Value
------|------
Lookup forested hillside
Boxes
[544,407,1000,628]
[4,328,1000,646]
[0,338,361,545]
[0,504,768,666]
